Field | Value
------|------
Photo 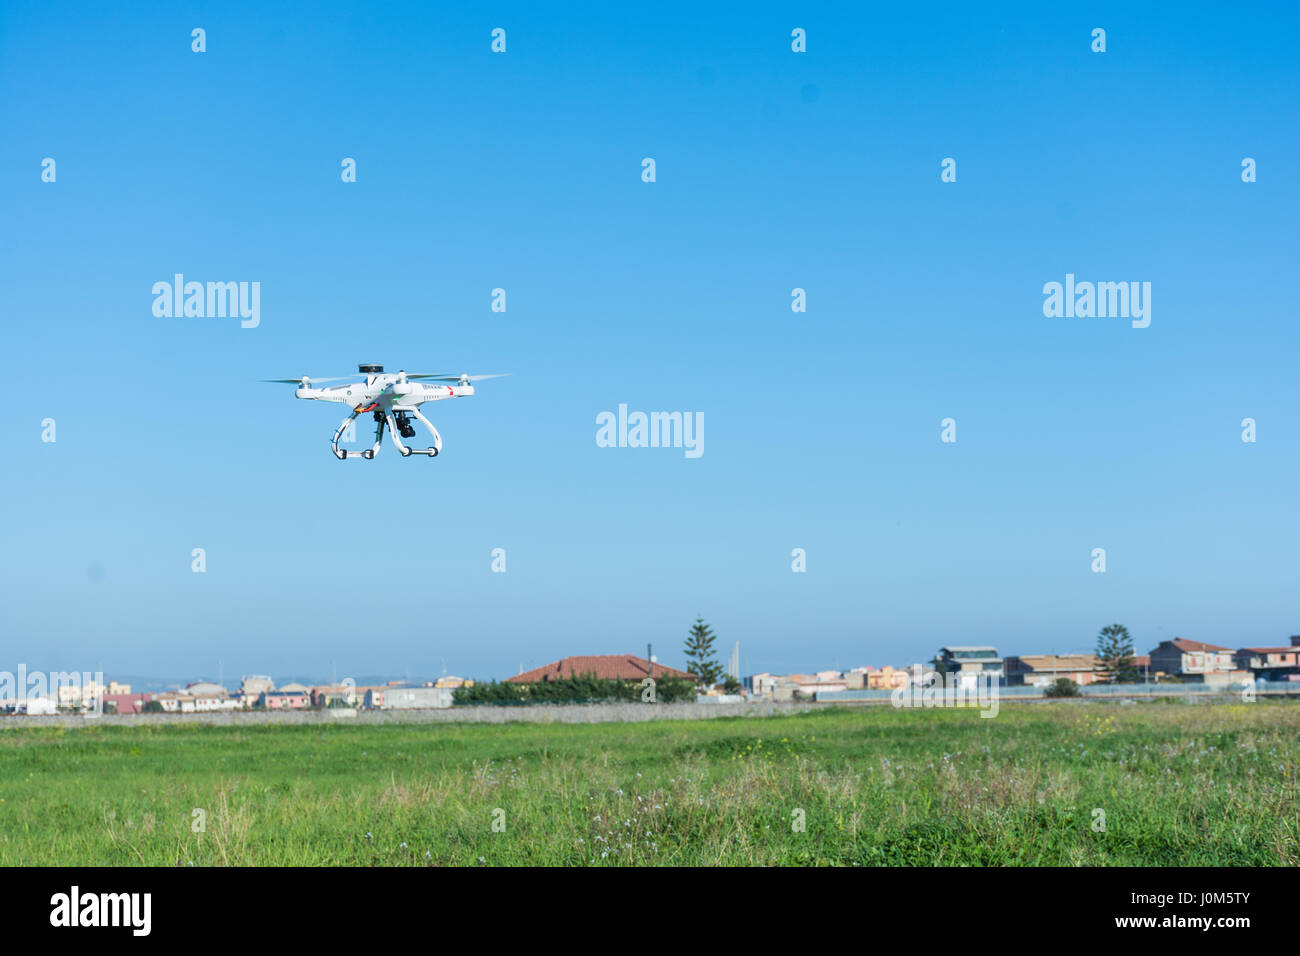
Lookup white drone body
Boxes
[264,364,507,460]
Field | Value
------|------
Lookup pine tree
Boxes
[1095,623,1139,684]
[683,617,722,687]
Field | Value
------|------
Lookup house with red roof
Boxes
[1234,646,1300,681]
[506,654,694,684]
[1149,639,1243,684]
[101,693,154,715]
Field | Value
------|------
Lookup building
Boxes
[865,666,909,690]
[933,647,1003,687]
[357,683,411,709]
[260,690,310,709]
[352,685,388,708]
[757,673,845,699]
[196,693,239,712]
[186,681,227,697]
[771,678,802,702]
[798,673,846,694]
[55,682,94,709]
[746,673,780,697]
[102,693,153,714]
[311,685,358,707]
[150,690,237,713]
[1148,639,1239,683]
[185,682,235,710]
[506,654,694,684]
[1004,654,1104,687]
[1234,646,1300,681]
[838,666,909,690]
[155,692,196,713]
[54,678,107,710]
[433,675,473,689]
[376,686,454,710]
[241,675,274,706]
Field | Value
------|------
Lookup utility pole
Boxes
[647,643,654,679]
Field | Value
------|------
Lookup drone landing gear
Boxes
[330,407,442,460]
[387,407,442,459]
[331,409,386,460]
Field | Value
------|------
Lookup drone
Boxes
[262,364,507,459]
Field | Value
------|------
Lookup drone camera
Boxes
[395,412,417,439]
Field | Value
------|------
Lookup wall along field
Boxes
[0,701,1296,866]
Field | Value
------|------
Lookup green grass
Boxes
[1,700,1297,865]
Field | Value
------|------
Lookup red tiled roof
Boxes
[102,693,151,714]
[1169,639,1231,652]
[506,654,694,683]
[1008,654,1101,670]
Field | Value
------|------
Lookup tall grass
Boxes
[1,700,1296,865]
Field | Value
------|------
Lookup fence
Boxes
[817,679,1300,703]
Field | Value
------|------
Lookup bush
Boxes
[142,700,164,713]
[1043,677,1081,698]
[453,673,697,706]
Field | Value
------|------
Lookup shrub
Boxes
[1043,677,1081,698]
[453,673,697,706]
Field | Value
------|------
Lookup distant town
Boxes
[4,634,1299,716]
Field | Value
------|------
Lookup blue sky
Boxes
[2,2,1297,683]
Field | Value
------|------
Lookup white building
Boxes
[747,673,780,697]
[933,647,1003,688]
[241,675,274,695]
[377,686,454,710]
[55,678,105,709]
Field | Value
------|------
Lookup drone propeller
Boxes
[260,376,350,385]
[405,373,511,383]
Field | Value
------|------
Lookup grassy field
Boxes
[1,700,1297,865]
